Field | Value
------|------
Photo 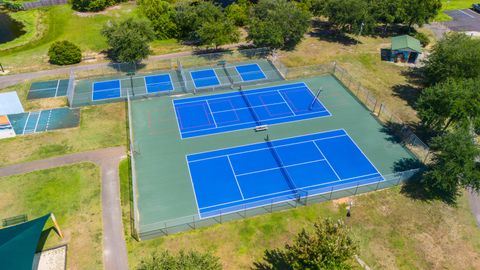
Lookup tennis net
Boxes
[265,136,299,198]
[239,88,262,127]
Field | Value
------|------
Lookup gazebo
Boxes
[381,35,422,64]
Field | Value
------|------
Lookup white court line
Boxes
[227,156,245,199]
[54,80,60,97]
[189,134,347,163]
[313,141,342,181]
[181,109,329,135]
[22,112,31,135]
[175,84,308,105]
[199,172,382,211]
[205,100,218,128]
[187,130,347,159]
[45,109,53,131]
[29,87,57,92]
[458,9,475,18]
[185,155,203,218]
[276,90,296,116]
[211,101,287,114]
[235,159,326,177]
[33,111,42,133]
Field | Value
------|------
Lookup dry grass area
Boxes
[0,163,103,270]
[279,29,436,123]
[0,102,126,166]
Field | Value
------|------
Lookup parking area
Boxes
[444,9,480,32]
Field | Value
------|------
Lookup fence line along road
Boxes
[0,43,251,89]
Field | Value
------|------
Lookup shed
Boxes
[381,35,422,64]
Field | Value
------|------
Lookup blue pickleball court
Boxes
[187,129,383,218]
[92,80,121,101]
[173,82,331,138]
[144,74,174,93]
[235,63,266,81]
[190,69,221,89]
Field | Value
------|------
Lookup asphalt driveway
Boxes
[444,9,480,32]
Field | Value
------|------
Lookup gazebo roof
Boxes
[0,214,50,270]
[391,35,422,53]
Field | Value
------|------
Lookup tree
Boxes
[416,77,480,132]
[400,0,442,29]
[422,129,480,201]
[322,0,374,34]
[72,0,126,12]
[422,33,480,85]
[137,250,221,270]
[138,0,177,39]
[101,18,155,63]
[197,20,240,49]
[175,0,224,41]
[248,0,310,50]
[48,41,82,65]
[225,0,250,26]
[254,219,358,270]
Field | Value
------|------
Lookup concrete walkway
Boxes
[468,190,480,227]
[0,147,129,270]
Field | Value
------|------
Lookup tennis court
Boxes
[27,79,69,100]
[187,129,382,217]
[190,69,222,89]
[174,82,330,138]
[92,73,174,101]
[144,74,174,93]
[8,108,80,135]
[235,63,266,82]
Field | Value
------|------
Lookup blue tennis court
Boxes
[173,82,331,139]
[187,129,383,218]
[145,74,174,93]
[190,69,221,89]
[92,80,121,101]
[235,63,266,81]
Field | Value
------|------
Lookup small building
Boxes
[381,35,422,64]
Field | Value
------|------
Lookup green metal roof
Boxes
[0,214,50,270]
[391,35,422,53]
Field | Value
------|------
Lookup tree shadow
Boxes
[252,249,290,270]
[309,19,358,46]
[381,121,435,145]
[192,47,234,61]
[391,84,422,109]
[400,170,458,205]
[369,24,413,38]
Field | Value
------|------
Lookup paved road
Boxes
[444,9,480,32]
[0,147,129,270]
[0,43,250,89]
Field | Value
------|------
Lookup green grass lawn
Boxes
[0,163,103,269]
[119,159,480,269]
[0,3,186,74]
[0,101,127,166]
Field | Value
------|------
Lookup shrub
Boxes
[415,32,430,47]
[71,0,126,12]
[48,41,82,65]
[3,1,24,11]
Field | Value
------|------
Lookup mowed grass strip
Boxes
[0,163,103,270]
[0,102,127,166]
[119,160,480,270]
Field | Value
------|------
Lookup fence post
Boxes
[375,179,381,191]
[192,216,196,229]
[354,183,359,195]
[329,186,334,200]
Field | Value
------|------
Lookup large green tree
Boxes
[102,18,155,63]
[400,0,442,29]
[225,0,250,26]
[247,0,310,50]
[423,33,480,85]
[322,0,373,34]
[137,250,221,270]
[422,129,480,201]
[416,77,480,132]
[174,0,224,41]
[197,20,240,49]
[138,0,177,39]
[254,219,358,270]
